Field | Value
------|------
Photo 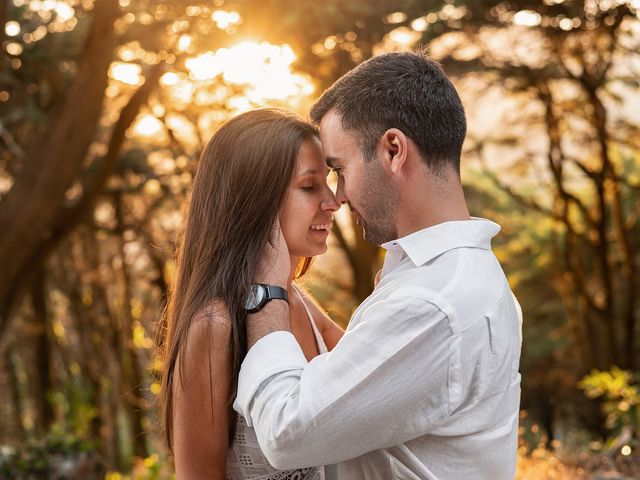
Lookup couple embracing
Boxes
[159,51,523,480]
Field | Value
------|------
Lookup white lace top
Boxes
[226,285,327,480]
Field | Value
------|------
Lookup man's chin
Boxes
[361,225,383,246]
[361,220,397,246]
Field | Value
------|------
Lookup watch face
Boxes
[244,284,266,311]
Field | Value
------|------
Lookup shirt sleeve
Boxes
[233,294,454,470]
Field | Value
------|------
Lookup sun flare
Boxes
[109,62,143,86]
[131,40,315,140]
[184,41,314,102]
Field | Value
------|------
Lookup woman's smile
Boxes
[310,219,332,231]
[280,138,339,257]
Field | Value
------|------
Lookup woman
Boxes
[159,108,344,479]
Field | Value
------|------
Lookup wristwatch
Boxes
[244,283,289,313]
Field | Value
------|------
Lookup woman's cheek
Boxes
[279,193,306,250]
[280,217,296,250]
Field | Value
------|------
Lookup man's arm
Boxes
[246,298,290,347]
[247,222,291,348]
[234,294,454,470]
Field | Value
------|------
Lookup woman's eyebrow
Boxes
[298,167,329,176]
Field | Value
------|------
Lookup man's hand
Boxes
[255,220,290,287]
[374,269,382,287]
[247,220,291,348]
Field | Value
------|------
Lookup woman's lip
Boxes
[310,222,332,231]
[310,227,330,236]
[310,218,333,228]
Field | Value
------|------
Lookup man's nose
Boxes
[334,178,348,205]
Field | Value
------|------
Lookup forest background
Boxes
[0,0,639,478]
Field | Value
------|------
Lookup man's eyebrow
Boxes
[326,156,341,169]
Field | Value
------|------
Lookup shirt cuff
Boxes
[233,331,307,423]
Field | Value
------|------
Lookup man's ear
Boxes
[380,128,407,175]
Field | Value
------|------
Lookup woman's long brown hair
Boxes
[158,108,317,450]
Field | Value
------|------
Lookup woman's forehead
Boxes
[296,138,327,175]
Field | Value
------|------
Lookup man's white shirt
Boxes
[234,218,522,480]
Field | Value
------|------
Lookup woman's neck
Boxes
[287,254,300,294]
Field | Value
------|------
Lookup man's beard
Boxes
[355,161,399,246]
[360,215,395,246]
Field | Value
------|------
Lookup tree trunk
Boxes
[4,344,26,442]
[30,267,54,434]
[0,0,120,348]
[114,194,149,460]
[332,218,380,304]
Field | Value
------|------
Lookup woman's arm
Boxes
[299,291,344,351]
[172,305,232,480]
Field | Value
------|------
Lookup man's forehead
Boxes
[318,109,344,134]
[319,110,357,156]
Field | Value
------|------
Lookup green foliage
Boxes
[49,384,99,440]
[0,429,100,479]
[1,0,638,474]
[105,454,175,480]
[579,368,640,449]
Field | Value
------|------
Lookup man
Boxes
[234,50,522,479]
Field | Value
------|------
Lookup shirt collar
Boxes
[381,217,501,267]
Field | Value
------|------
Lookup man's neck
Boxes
[394,173,470,239]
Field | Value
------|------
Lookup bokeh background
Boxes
[0,0,639,478]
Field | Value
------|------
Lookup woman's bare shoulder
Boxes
[294,284,344,350]
[295,285,330,322]
[172,299,232,477]
[180,299,233,370]
[190,299,232,335]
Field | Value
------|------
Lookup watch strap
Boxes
[264,284,289,303]
[246,283,289,314]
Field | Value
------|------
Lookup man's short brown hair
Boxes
[310,50,466,174]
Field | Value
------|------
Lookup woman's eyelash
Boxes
[302,186,315,191]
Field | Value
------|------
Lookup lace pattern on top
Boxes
[226,284,326,480]
[226,415,323,480]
